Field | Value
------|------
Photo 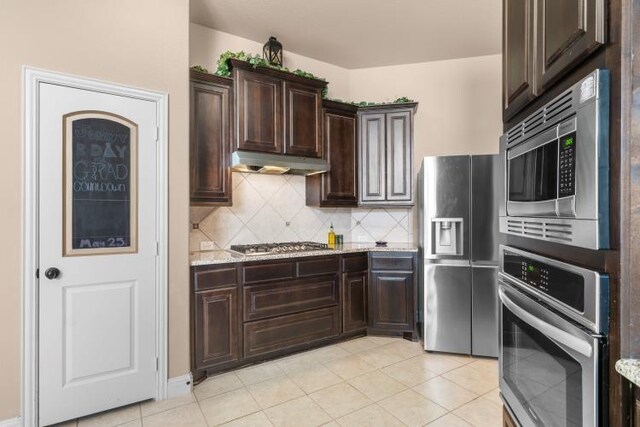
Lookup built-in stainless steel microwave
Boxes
[499,69,610,250]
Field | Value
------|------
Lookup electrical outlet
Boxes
[200,241,215,251]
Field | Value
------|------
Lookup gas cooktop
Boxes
[227,241,330,256]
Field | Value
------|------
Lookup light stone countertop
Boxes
[190,242,419,266]
[616,359,640,387]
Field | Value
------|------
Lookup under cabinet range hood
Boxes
[231,150,330,176]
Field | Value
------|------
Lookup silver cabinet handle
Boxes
[499,287,592,357]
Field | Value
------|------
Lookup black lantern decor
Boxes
[263,36,283,67]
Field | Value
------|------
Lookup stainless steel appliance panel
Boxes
[422,156,470,260]
[499,245,608,334]
[471,155,501,263]
[499,69,610,249]
[424,263,472,353]
[499,280,602,427]
[472,266,499,357]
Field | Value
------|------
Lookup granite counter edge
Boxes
[190,246,419,266]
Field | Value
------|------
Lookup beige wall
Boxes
[349,54,503,171]
[0,0,190,420]
[0,7,501,420]
[190,24,351,100]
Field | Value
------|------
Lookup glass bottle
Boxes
[328,223,336,247]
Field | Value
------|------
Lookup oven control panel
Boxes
[559,132,576,197]
[503,251,585,312]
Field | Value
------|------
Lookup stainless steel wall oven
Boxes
[499,69,610,249]
[498,245,608,426]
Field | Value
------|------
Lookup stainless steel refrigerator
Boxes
[418,155,501,357]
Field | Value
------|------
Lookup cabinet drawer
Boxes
[193,265,238,291]
[242,261,295,284]
[244,307,340,358]
[370,254,413,271]
[296,256,339,277]
[342,254,368,272]
[244,276,339,321]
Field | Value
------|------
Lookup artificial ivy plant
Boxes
[192,51,415,106]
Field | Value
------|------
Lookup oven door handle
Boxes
[498,287,593,357]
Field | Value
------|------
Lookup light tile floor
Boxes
[53,337,501,427]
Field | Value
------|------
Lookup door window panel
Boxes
[63,112,138,256]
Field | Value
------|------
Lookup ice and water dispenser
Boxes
[431,218,463,256]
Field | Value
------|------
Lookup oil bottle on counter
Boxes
[327,223,336,247]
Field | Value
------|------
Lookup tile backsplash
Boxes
[190,172,413,251]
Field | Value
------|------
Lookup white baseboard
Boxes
[0,417,21,427]
[167,373,193,399]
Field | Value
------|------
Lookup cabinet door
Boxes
[369,271,413,331]
[322,109,358,205]
[284,82,322,157]
[535,0,605,92]
[190,81,232,204]
[343,271,367,332]
[235,69,283,153]
[386,111,412,202]
[194,287,240,369]
[503,0,535,120]
[359,113,387,202]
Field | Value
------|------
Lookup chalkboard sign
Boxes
[63,111,138,256]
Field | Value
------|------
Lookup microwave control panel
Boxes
[559,132,576,197]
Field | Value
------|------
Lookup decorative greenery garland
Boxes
[191,65,209,73]
[326,96,415,107]
[190,51,415,106]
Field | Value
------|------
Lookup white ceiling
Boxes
[190,0,502,69]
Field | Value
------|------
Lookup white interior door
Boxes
[38,82,158,426]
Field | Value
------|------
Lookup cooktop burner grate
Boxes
[228,241,330,256]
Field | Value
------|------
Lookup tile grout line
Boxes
[187,338,498,427]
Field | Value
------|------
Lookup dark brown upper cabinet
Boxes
[535,0,606,93]
[190,71,233,205]
[234,67,283,154]
[306,100,359,207]
[229,59,327,158]
[359,104,416,207]
[284,81,323,157]
[502,0,605,120]
[503,0,535,120]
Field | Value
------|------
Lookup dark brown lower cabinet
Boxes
[193,286,240,370]
[243,275,339,322]
[244,307,340,358]
[191,251,416,380]
[503,406,517,427]
[343,270,367,332]
[370,271,413,330]
[368,252,417,339]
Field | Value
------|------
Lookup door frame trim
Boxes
[22,67,169,426]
